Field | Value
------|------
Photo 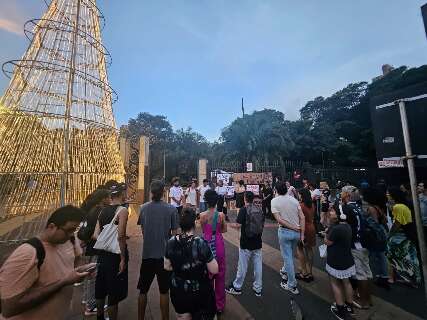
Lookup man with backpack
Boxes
[226,191,264,297]
[341,186,373,310]
[0,205,95,320]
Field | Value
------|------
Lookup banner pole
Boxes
[399,100,427,303]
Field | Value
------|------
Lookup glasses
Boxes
[58,226,78,236]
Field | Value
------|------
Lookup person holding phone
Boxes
[0,206,94,320]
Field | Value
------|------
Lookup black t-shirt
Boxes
[326,223,354,270]
[262,187,273,202]
[236,207,263,250]
[165,235,213,285]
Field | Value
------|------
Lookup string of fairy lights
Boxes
[0,0,124,225]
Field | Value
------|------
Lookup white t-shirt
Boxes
[197,185,210,203]
[186,187,197,206]
[215,186,227,196]
[169,186,184,207]
[271,195,301,228]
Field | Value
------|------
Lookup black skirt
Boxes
[95,249,129,305]
[170,279,216,318]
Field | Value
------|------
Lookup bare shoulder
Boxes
[199,211,207,223]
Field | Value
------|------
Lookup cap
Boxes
[110,183,126,194]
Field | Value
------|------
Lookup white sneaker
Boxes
[280,269,288,281]
[280,281,299,295]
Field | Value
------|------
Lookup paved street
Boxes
[68,209,426,320]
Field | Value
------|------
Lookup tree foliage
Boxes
[123,64,427,180]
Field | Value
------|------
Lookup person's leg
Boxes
[95,259,107,320]
[157,259,171,320]
[329,277,345,306]
[378,251,389,279]
[137,260,156,320]
[107,301,118,320]
[262,201,267,217]
[342,278,354,305]
[283,230,298,288]
[159,294,169,320]
[369,251,380,279]
[85,256,98,311]
[358,280,371,307]
[233,249,250,290]
[253,249,263,293]
[278,228,287,276]
[329,277,347,318]
[295,243,307,275]
[96,299,106,319]
[305,247,314,276]
[138,294,148,320]
[215,257,226,312]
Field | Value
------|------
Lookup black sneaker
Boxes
[333,302,355,316]
[225,284,242,295]
[330,304,345,320]
[280,281,299,295]
[252,288,262,297]
[280,269,288,281]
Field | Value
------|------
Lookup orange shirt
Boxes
[0,241,74,320]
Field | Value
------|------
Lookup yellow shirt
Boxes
[393,203,412,226]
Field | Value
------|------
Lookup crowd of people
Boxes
[0,175,425,320]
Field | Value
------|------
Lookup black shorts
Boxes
[170,281,216,317]
[137,258,171,294]
[95,251,128,306]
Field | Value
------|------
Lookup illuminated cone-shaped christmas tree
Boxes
[0,0,124,225]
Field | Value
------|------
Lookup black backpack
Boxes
[0,238,45,314]
[245,204,264,238]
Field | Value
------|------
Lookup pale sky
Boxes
[0,0,426,140]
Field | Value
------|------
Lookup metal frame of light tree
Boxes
[0,0,124,238]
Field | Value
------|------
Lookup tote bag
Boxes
[93,206,123,254]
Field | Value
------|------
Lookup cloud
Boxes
[0,18,23,36]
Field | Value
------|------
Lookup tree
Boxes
[220,109,293,163]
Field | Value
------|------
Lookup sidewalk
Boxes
[67,208,425,320]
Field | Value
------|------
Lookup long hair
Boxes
[299,188,313,208]
[81,189,110,214]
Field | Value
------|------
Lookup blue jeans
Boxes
[369,250,388,279]
[278,228,300,288]
[199,202,207,212]
[233,249,262,292]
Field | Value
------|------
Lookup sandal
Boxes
[295,273,311,282]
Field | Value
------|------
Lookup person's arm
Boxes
[298,205,305,241]
[231,208,244,229]
[92,220,100,240]
[164,257,173,271]
[1,266,89,318]
[207,259,219,275]
[117,207,129,274]
[272,212,300,231]
[220,213,227,233]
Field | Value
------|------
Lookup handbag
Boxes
[319,244,327,258]
[93,206,123,254]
